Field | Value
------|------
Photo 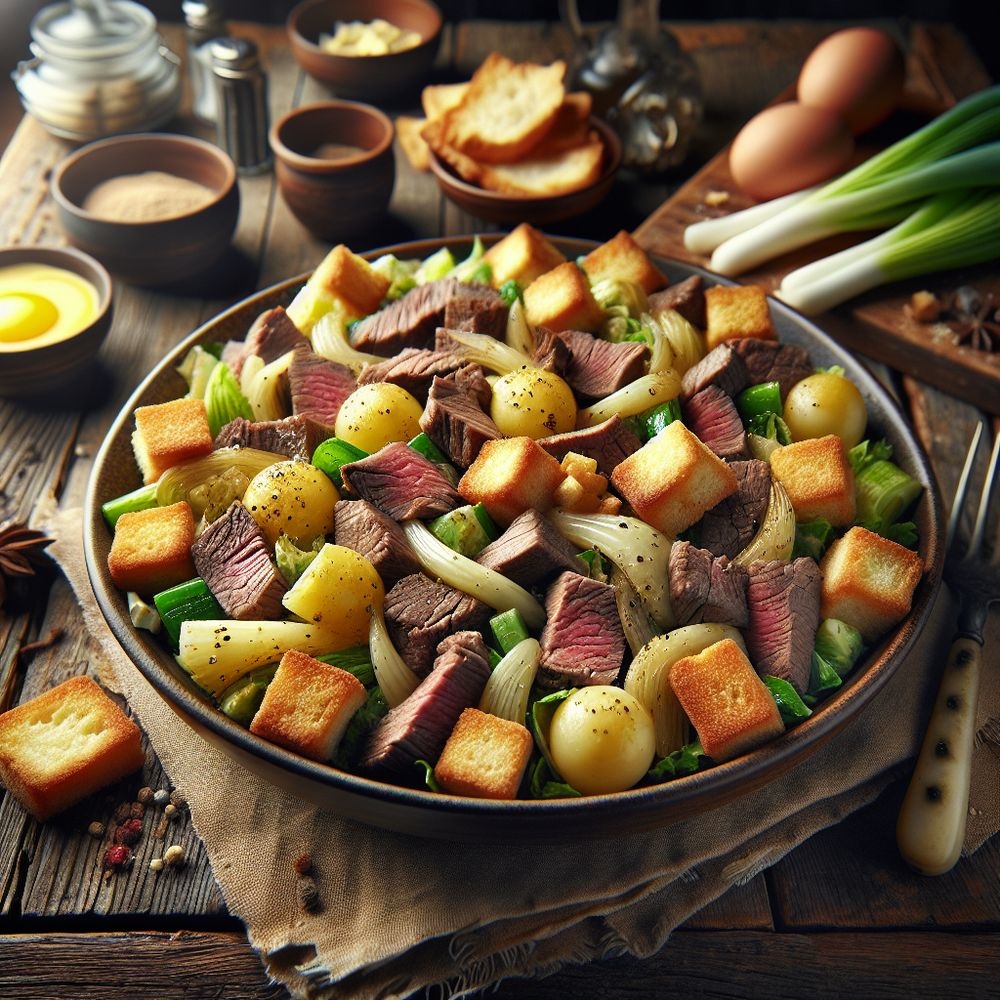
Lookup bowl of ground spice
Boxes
[51,133,240,287]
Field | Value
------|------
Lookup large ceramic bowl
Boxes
[427,119,622,226]
[84,236,944,843]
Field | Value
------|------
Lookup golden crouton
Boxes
[704,284,776,349]
[820,526,924,642]
[668,638,785,762]
[483,223,568,290]
[249,649,367,762]
[522,260,605,332]
[131,397,213,485]
[610,420,738,538]
[458,435,567,526]
[107,501,197,596]
[769,434,856,526]
[434,707,534,799]
[0,676,145,822]
[309,244,391,319]
[582,229,668,295]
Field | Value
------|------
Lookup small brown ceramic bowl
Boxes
[0,245,113,399]
[427,118,623,226]
[269,100,396,242]
[287,0,442,103]
[51,133,240,287]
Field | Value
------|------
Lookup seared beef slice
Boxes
[419,367,503,469]
[340,441,464,521]
[214,414,324,461]
[538,571,626,689]
[538,414,642,477]
[442,282,509,338]
[668,540,749,628]
[477,509,587,589]
[350,278,459,356]
[745,557,822,693]
[384,573,493,677]
[730,337,814,400]
[334,499,421,589]
[359,630,492,783]
[191,501,287,620]
[551,329,648,402]
[288,349,357,434]
[699,459,772,559]
[682,384,748,459]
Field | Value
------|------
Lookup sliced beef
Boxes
[745,557,822,693]
[213,414,325,461]
[359,630,492,784]
[730,337,814,399]
[356,347,466,403]
[698,459,772,559]
[288,349,357,434]
[549,329,648,402]
[680,342,750,400]
[350,277,459,356]
[682,384,748,459]
[190,500,286,620]
[668,540,749,628]
[419,366,503,469]
[334,498,422,589]
[228,306,308,378]
[537,414,643,477]
[442,281,509,338]
[340,441,464,521]
[537,571,626,689]
[476,509,587,589]
[531,326,572,376]
[647,274,706,329]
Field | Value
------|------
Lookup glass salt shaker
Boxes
[560,0,703,173]
[182,0,226,123]
[209,35,272,174]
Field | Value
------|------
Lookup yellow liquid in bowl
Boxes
[0,263,101,351]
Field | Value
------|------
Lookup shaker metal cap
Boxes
[209,36,260,73]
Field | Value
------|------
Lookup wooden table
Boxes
[1,18,998,999]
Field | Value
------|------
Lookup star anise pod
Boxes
[948,288,1000,353]
[0,520,55,607]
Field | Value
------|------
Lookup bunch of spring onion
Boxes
[683,84,1000,314]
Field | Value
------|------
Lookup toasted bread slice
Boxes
[396,115,432,172]
[437,52,567,164]
[477,136,605,197]
[421,81,470,120]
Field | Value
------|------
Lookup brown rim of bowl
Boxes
[269,101,395,172]
[51,133,238,225]
[287,0,443,53]
[427,118,623,204]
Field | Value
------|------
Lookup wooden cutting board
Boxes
[634,24,1000,414]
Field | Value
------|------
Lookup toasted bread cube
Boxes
[522,261,605,332]
[434,707,533,799]
[769,434,856,526]
[249,649,366,762]
[107,501,196,596]
[458,436,567,526]
[704,284,775,349]
[582,229,668,295]
[820,526,924,642]
[483,223,568,289]
[610,420,738,537]
[0,676,145,821]
[131,397,213,485]
[668,638,784,762]
[310,244,391,319]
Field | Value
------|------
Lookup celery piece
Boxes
[415,245,456,284]
[793,518,835,561]
[153,577,224,649]
[448,236,490,284]
[814,618,865,678]
[317,645,376,688]
[490,608,530,655]
[472,502,499,542]
[204,359,253,437]
[853,456,923,537]
[498,279,522,305]
[370,253,419,300]
[736,381,782,423]
[427,503,496,557]
[312,437,369,488]
[102,483,159,529]
[639,398,682,439]
[218,664,278,725]
[764,676,813,725]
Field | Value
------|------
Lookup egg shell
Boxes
[728,101,855,202]
[797,27,905,135]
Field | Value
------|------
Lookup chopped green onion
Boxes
[428,503,497,557]
[218,664,278,725]
[638,398,682,439]
[102,483,158,528]
[498,278,522,305]
[736,381,782,423]
[850,439,924,538]
[490,608,531,655]
[153,577,224,649]
[312,436,369,488]
[407,431,449,464]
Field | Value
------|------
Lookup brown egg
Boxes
[728,101,855,202]
[797,27,905,135]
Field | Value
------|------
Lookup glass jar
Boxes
[11,0,181,142]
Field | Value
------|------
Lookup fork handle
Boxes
[896,635,982,876]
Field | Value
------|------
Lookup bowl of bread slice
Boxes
[414,53,622,224]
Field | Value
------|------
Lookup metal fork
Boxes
[897,418,1000,875]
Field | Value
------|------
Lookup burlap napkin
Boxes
[44,505,999,1000]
